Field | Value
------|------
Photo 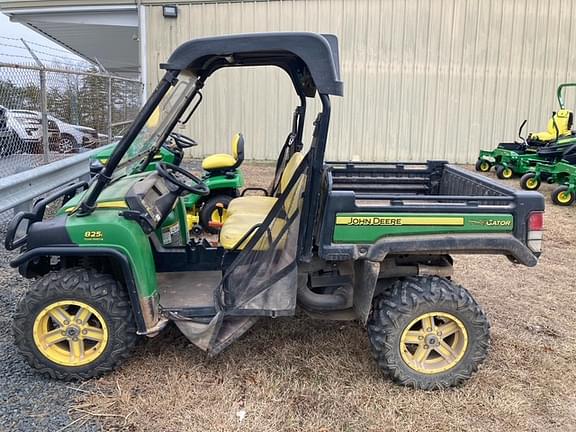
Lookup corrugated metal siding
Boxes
[145,0,576,162]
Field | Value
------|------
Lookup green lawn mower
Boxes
[476,83,576,179]
[91,129,246,235]
[520,144,576,206]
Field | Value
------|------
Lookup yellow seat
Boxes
[220,153,306,250]
[529,109,573,142]
[227,151,304,216]
[226,196,277,215]
[201,133,245,171]
[219,213,265,249]
[202,153,236,170]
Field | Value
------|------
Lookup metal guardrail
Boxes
[0,145,111,214]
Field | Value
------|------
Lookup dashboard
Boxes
[124,173,178,233]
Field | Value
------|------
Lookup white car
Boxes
[49,115,99,153]
[9,110,61,152]
[0,107,43,156]
[8,110,99,153]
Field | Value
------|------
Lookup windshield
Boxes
[113,70,198,178]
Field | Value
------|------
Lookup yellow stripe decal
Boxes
[64,201,127,213]
[335,216,465,226]
[96,200,128,209]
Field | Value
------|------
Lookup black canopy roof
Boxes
[161,32,343,97]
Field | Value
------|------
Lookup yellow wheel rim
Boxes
[526,178,538,189]
[210,207,228,224]
[557,191,573,204]
[33,300,109,367]
[400,312,468,374]
[480,161,490,172]
[503,168,513,178]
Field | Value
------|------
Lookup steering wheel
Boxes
[169,132,198,149]
[157,162,209,196]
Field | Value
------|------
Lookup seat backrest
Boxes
[279,151,304,193]
[231,133,245,167]
[546,109,573,136]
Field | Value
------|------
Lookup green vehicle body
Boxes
[56,172,185,299]
[50,188,521,304]
[333,213,514,243]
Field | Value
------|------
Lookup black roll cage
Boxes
[78,32,343,259]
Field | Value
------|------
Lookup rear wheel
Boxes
[551,186,575,206]
[475,159,491,172]
[199,194,233,234]
[495,165,513,179]
[520,172,541,190]
[368,276,490,389]
[13,267,137,380]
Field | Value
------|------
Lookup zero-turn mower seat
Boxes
[528,109,574,143]
[226,151,304,216]
[202,133,245,171]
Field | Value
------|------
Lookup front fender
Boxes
[11,246,154,334]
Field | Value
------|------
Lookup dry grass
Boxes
[73,163,576,432]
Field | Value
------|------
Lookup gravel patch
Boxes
[0,223,97,431]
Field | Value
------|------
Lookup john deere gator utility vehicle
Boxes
[520,144,576,206]
[90,120,246,234]
[5,33,545,390]
[477,83,576,179]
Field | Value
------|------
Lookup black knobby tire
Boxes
[520,172,541,190]
[13,267,138,380]
[495,164,513,179]
[367,276,490,390]
[551,185,575,206]
[199,194,233,234]
[475,159,491,172]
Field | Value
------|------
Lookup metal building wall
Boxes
[144,0,576,163]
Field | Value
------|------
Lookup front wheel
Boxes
[368,276,490,390]
[551,186,575,206]
[520,172,541,190]
[495,164,514,179]
[13,267,138,380]
[475,159,491,172]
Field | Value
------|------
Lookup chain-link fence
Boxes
[0,37,142,179]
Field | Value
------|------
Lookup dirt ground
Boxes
[70,163,576,432]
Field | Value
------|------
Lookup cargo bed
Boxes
[317,161,545,266]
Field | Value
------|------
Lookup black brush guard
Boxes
[4,181,88,251]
